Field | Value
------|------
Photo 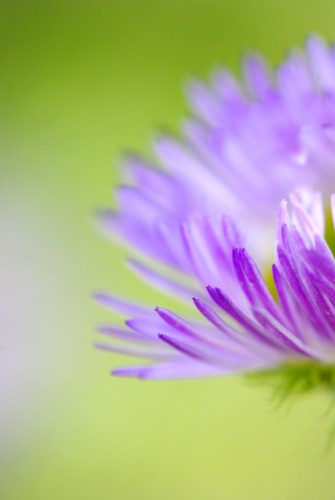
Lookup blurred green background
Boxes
[2,1,335,499]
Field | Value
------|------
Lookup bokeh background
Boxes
[2,1,335,498]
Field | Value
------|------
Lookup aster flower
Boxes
[96,35,335,393]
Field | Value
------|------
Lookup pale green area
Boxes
[2,1,335,499]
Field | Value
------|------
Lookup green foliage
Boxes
[246,361,335,404]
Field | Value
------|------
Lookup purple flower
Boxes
[95,36,335,388]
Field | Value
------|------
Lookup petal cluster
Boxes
[96,192,335,379]
[100,35,335,272]
[96,35,335,381]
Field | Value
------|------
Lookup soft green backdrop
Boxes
[2,1,335,499]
